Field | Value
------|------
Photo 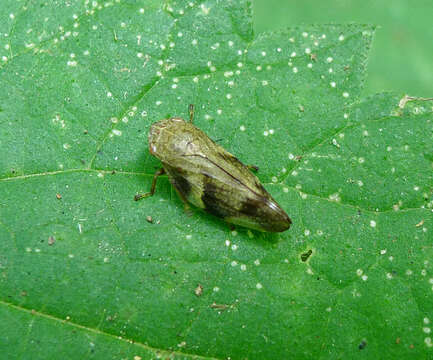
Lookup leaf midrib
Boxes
[0,299,221,360]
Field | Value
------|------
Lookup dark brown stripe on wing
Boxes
[239,197,262,218]
[165,165,191,197]
[201,175,232,218]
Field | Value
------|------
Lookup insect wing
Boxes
[159,123,291,232]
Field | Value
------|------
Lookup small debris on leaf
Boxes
[301,249,312,262]
[194,284,203,297]
[415,219,424,227]
[210,302,229,310]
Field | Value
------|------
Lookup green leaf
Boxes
[1,1,432,359]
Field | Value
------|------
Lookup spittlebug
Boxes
[135,105,291,232]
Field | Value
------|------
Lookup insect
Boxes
[135,105,291,232]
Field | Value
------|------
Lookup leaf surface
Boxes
[1,1,432,359]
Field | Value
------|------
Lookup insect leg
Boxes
[247,164,259,172]
[189,104,195,123]
[171,185,193,215]
[134,168,165,201]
